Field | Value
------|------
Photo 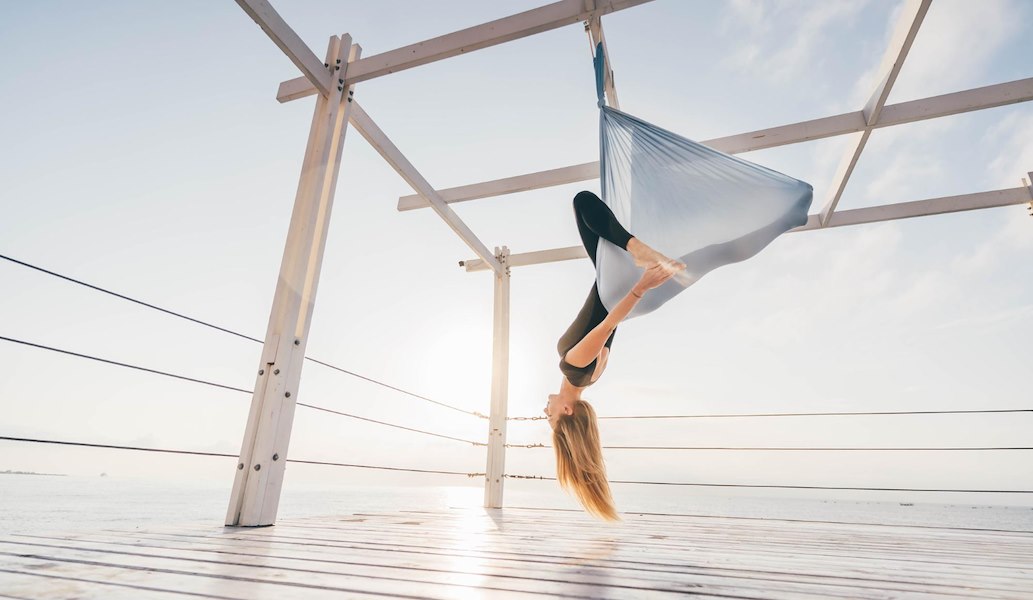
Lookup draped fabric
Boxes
[591,43,813,319]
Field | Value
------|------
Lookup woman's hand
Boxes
[633,260,683,294]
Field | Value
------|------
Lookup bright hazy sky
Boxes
[1,0,1031,509]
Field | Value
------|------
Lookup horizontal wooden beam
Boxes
[399,162,598,211]
[276,0,654,103]
[878,77,1033,126]
[460,245,588,271]
[459,185,1033,271]
[236,0,332,98]
[348,101,502,274]
[807,186,1032,231]
[399,77,1033,212]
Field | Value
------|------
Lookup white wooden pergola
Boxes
[225,0,1033,526]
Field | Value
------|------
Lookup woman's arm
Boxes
[564,262,677,368]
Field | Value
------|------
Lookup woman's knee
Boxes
[573,190,601,210]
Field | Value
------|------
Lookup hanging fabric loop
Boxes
[593,41,606,108]
[590,47,813,318]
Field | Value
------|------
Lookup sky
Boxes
[0,0,1031,510]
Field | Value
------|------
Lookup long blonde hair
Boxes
[553,399,619,521]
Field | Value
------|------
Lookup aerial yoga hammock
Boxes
[547,43,813,521]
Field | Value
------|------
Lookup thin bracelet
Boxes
[631,290,642,299]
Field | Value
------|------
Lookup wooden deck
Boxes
[1,506,1031,599]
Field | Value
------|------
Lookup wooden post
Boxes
[226,35,361,527]
[484,246,511,508]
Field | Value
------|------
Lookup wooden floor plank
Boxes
[284,507,1032,543]
[300,509,1033,552]
[310,512,1033,557]
[503,507,1033,536]
[157,522,1033,578]
[0,539,697,600]
[0,556,376,600]
[280,515,1033,557]
[151,520,1033,587]
[0,537,890,600]
[2,506,1030,600]
[214,517,1033,571]
[12,530,1007,600]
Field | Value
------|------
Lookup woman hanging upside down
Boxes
[546,190,686,521]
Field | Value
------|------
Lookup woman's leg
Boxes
[560,191,624,357]
[557,283,615,357]
[572,190,680,273]
[572,190,633,267]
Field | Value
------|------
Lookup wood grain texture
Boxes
[2,507,1031,599]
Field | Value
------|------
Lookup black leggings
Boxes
[557,191,634,359]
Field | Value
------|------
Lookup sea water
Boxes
[2,474,1031,536]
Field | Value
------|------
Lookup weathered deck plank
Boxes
[13,528,1029,598]
[0,507,1030,599]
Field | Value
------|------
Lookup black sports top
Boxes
[558,353,605,388]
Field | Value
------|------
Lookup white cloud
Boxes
[930,302,1033,333]
[846,0,1023,111]
[862,144,946,202]
[725,0,770,34]
[888,0,1024,102]
[723,0,872,84]
[984,110,1033,189]
[952,208,1033,276]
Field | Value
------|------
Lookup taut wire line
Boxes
[0,252,485,419]
[505,442,1033,451]
[0,436,483,477]
[502,473,1033,493]
[508,408,1032,421]
[0,335,484,447]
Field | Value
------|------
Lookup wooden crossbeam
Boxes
[459,186,1033,271]
[236,0,332,97]
[348,102,502,274]
[398,77,1033,212]
[276,0,654,103]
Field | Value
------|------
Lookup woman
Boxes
[546,190,685,521]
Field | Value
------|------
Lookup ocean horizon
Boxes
[3,473,1031,537]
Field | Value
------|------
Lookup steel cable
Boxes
[503,474,1033,493]
[0,335,483,446]
[0,253,484,418]
[0,436,482,477]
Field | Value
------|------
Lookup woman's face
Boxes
[544,394,573,429]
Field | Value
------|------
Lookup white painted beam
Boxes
[878,77,1033,126]
[461,245,588,271]
[236,0,332,98]
[484,247,510,508]
[819,0,931,227]
[399,161,599,211]
[459,186,1033,271]
[348,101,502,274]
[398,77,1033,211]
[227,36,356,527]
[276,0,654,103]
[704,113,866,155]
[805,186,1031,231]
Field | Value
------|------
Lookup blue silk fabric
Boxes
[592,43,813,318]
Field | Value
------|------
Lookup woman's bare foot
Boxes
[627,238,686,273]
